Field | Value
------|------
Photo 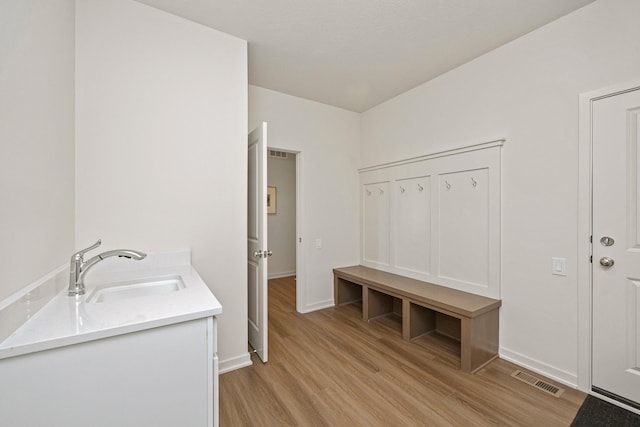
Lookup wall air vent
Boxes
[269,150,288,159]
[511,370,565,397]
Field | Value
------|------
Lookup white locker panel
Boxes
[362,182,390,266]
[394,176,431,275]
[358,139,502,299]
[438,168,489,288]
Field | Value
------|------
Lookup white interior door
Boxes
[248,122,268,363]
[592,88,640,407]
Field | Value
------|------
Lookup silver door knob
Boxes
[599,257,615,267]
[253,250,272,258]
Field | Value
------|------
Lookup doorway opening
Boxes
[247,127,303,364]
[266,148,298,310]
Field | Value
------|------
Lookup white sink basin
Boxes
[87,276,184,303]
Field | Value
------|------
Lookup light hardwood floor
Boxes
[220,276,585,426]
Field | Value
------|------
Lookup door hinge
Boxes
[590,255,593,263]
[590,235,593,244]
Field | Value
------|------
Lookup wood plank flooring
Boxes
[220,276,585,426]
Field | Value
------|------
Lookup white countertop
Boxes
[0,252,222,360]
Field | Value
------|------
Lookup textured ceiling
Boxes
[135,0,595,112]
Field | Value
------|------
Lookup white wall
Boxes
[0,0,75,301]
[267,155,296,278]
[361,0,640,386]
[76,0,248,369]
[250,86,360,312]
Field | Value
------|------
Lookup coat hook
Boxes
[445,180,451,190]
[471,178,477,188]
[378,188,384,195]
[399,186,405,193]
[417,184,424,192]
[366,190,371,196]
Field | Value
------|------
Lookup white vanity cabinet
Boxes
[0,316,218,427]
[0,252,221,427]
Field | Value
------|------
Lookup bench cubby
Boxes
[334,265,501,373]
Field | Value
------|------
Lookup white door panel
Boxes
[592,88,640,406]
[247,122,268,363]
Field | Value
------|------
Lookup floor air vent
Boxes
[511,370,564,397]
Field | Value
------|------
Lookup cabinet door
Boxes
[0,319,211,427]
[209,316,219,427]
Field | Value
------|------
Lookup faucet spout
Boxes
[78,250,147,285]
[68,242,147,296]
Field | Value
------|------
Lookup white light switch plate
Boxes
[552,257,567,276]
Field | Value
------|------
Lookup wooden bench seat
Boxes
[333,265,501,373]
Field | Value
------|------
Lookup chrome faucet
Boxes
[68,239,147,296]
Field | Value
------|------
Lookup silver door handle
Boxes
[253,250,272,258]
[599,257,614,267]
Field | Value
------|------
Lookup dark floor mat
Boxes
[571,395,640,427]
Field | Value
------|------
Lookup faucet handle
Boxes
[72,239,102,260]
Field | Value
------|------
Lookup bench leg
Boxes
[362,285,369,321]
[460,309,499,373]
[402,299,410,340]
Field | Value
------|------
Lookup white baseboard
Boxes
[268,270,296,280]
[218,352,252,374]
[500,347,578,389]
[298,298,334,314]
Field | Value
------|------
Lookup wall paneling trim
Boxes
[359,139,503,298]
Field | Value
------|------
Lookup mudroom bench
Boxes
[333,265,501,373]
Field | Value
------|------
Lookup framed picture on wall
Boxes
[267,186,277,214]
